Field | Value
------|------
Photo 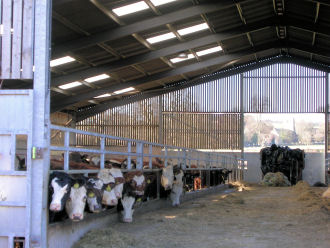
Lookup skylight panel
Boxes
[58,81,82,90]
[50,56,75,67]
[146,32,176,44]
[196,46,222,56]
[150,0,177,6]
[113,87,135,95]
[94,93,112,98]
[170,54,195,63]
[112,1,149,16]
[84,74,110,83]
[177,23,209,36]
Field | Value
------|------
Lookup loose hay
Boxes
[73,228,153,248]
[260,172,291,186]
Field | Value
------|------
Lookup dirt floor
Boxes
[73,182,330,248]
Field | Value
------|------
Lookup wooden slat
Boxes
[21,0,34,79]
[11,0,23,78]
[1,0,12,78]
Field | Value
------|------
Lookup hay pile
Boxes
[292,181,330,214]
[260,172,291,186]
[73,228,153,248]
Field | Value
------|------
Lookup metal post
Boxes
[69,112,77,146]
[30,0,51,247]
[127,141,131,170]
[325,73,329,159]
[240,73,245,160]
[158,95,163,144]
[149,144,152,169]
[64,131,70,171]
[137,142,143,170]
[100,137,105,169]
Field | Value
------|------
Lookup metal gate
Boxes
[0,90,33,248]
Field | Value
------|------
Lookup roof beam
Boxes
[89,0,125,26]
[51,41,281,112]
[52,18,274,86]
[52,0,253,58]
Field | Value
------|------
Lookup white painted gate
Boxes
[0,90,33,248]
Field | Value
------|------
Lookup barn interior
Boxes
[1,0,330,248]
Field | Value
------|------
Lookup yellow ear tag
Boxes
[147,179,151,184]
[137,198,141,202]
[88,192,95,198]
[73,183,79,189]
[106,185,111,192]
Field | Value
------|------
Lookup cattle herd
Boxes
[48,152,232,223]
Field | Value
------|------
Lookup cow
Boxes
[98,169,118,206]
[161,164,185,206]
[117,183,139,223]
[117,171,146,223]
[49,171,72,212]
[65,177,87,221]
[86,178,104,213]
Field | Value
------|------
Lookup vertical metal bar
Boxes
[127,141,132,170]
[164,146,168,167]
[30,0,51,247]
[137,142,143,170]
[100,137,105,169]
[156,170,160,199]
[325,73,329,159]
[64,131,70,171]
[158,95,163,144]
[149,144,152,169]
[11,134,17,171]
[240,73,244,159]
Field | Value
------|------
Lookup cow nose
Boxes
[50,203,61,211]
[123,218,132,223]
[110,199,118,205]
[115,192,121,198]
[72,213,83,221]
[94,205,101,211]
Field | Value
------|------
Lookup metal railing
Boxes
[50,124,245,182]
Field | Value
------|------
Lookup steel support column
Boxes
[240,73,244,159]
[325,73,329,159]
[158,95,163,144]
[30,0,51,247]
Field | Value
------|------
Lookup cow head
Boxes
[161,165,174,190]
[86,178,104,213]
[120,183,138,223]
[98,169,118,205]
[49,172,72,212]
[65,178,87,221]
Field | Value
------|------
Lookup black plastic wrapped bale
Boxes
[260,144,305,185]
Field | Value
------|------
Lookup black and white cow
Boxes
[65,176,87,221]
[49,171,72,212]
[86,178,104,213]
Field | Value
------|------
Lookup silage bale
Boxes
[260,172,291,186]
[322,187,330,198]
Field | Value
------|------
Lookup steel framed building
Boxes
[1,0,330,247]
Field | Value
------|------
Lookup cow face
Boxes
[170,170,184,206]
[65,183,87,221]
[121,195,135,223]
[161,165,174,190]
[131,174,146,196]
[49,172,71,212]
[86,178,104,213]
[102,182,117,206]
